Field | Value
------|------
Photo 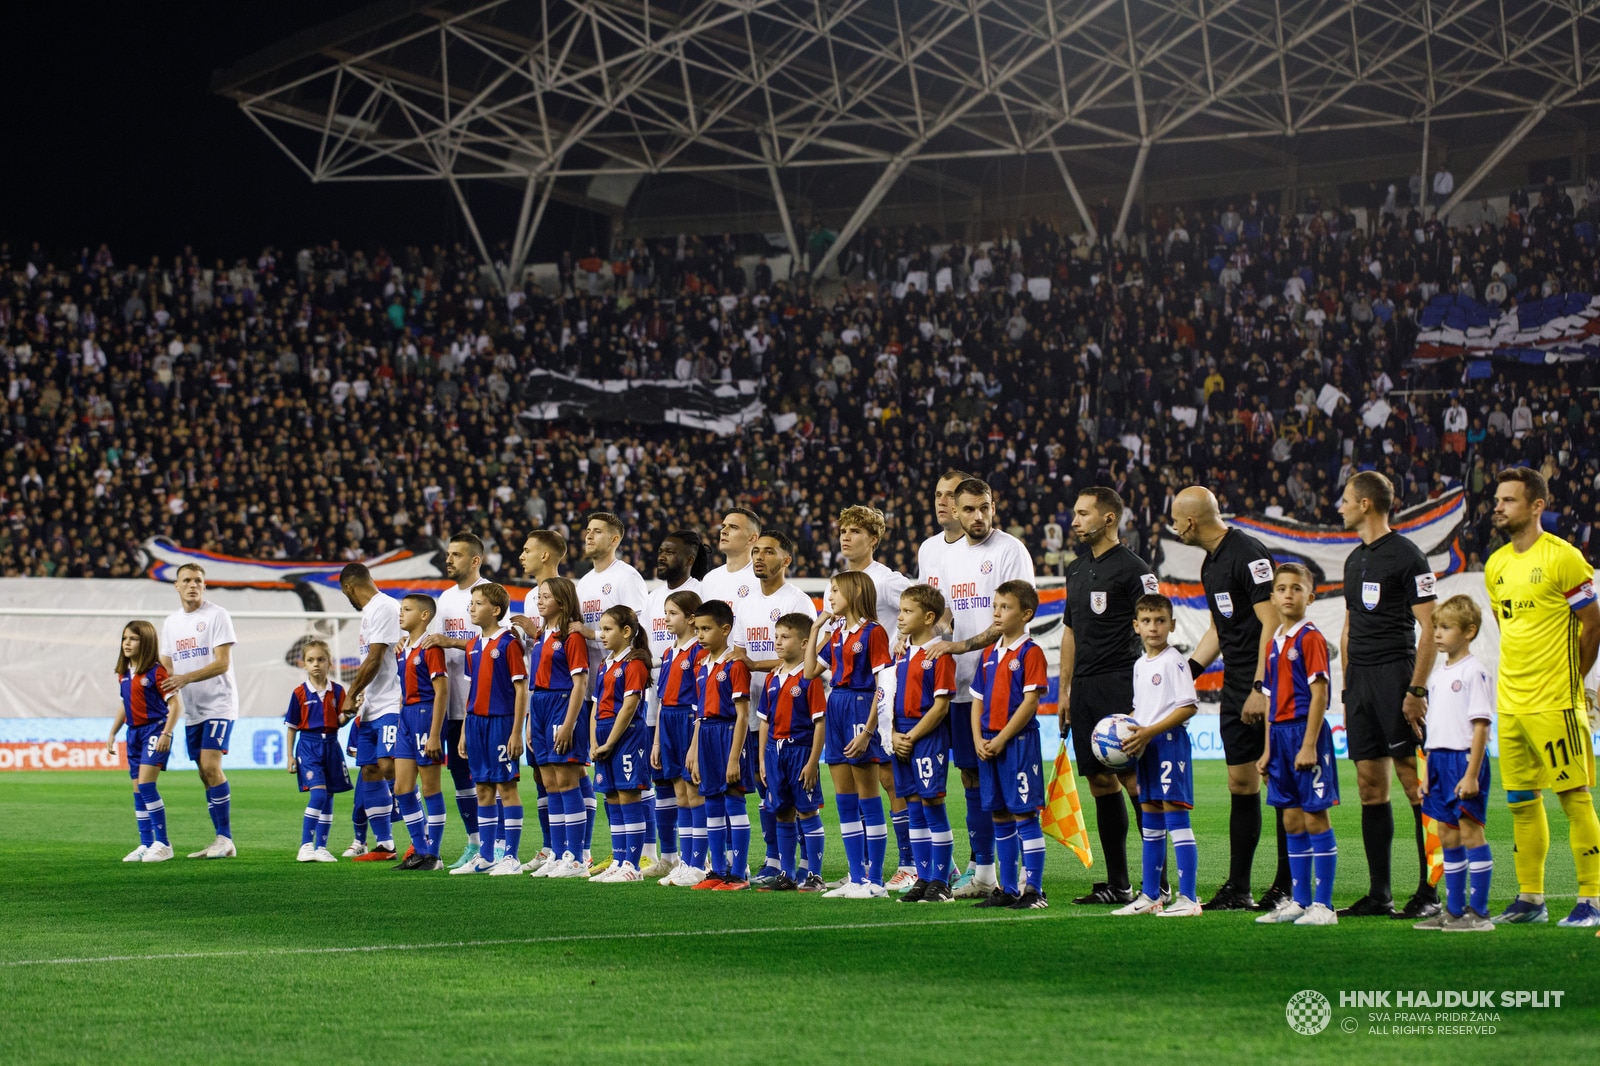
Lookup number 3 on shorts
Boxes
[1015,771,1029,801]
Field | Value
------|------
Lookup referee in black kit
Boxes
[1170,485,1291,912]
[1336,471,1440,920]
[1057,487,1163,906]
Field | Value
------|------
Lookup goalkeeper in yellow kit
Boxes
[1482,468,1600,926]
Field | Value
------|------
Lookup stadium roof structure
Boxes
[215,0,1600,284]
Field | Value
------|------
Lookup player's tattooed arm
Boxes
[926,625,1000,660]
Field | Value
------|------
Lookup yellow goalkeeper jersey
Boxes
[1484,533,1596,714]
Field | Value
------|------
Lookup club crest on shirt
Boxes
[788,685,800,697]
[715,670,727,681]
[195,621,206,632]
[1361,581,1381,610]
[980,560,994,574]
[851,641,863,653]
[1214,591,1234,618]
[1008,659,1020,672]
[736,585,750,598]
[921,659,933,670]
[1451,679,1463,692]
[489,647,500,659]
[1287,647,1299,662]
[1090,591,1107,614]
[1152,673,1162,685]
[602,583,613,595]
[770,609,781,622]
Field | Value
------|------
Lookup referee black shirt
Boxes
[1344,530,1436,664]
[1200,528,1277,686]
[1062,543,1160,676]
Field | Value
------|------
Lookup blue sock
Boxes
[502,803,523,860]
[907,799,930,882]
[656,791,678,856]
[206,782,232,839]
[556,788,580,860]
[859,794,887,885]
[799,811,825,879]
[580,774,597,854]
[837,793,864,883]
[138,782,167,846]
[1165,810,1197,901]
[760,804,780,866]
[966,787,993,866]
[365,780,394,848]
[477,801,498,863]
[705,795,729,876]
[1287,830,1312,907]
[640,786,657,851]
[993,817,1020,895]
[1442,845,1468,916]
[1017,813,1045,891]
[777,819,799,880]
[313,789,333,850]
[892,804,912,869]
[495,799,505,847]
[397,789,429,853]
[455,786,478,844]
[726,793,751,879]
[687,803,707,870]
[351,779,368,843]
[1466,844,1493,915]
[135,791,153,847]
[535,778,550,851]
[423,791,446,856]
[1141,811,1166,901]
[620,800,645,868]
[606,799,623,862]
[1309,828,1337,908]
[925,803,953,884]
[300,796,319,847]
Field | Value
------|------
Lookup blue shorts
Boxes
[823,689,887,766]
[696,719,753,798]
[126,723,172,777]
[594,718,650,793]
[763,737,824,814]
[949,701,978,771]
[465,714,519,784]
[1134,727,1194,808]
[655,704,695,781]
[891,714,951,800]
[185,719,233,760]
[977,725,1044,814]
[529,690,589,765]
[295,732,353,793]
[1421,748,1490,826]
[354,716,400,766]
[1265,719,1341,813]
[393,704,442,766]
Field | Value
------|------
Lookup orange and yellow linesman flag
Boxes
[1417,750,1443,886]
[1040,745,1093,869]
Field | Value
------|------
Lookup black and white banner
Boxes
[518,370,765,435]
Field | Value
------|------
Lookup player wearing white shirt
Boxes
[700,506,761,610]
[838,504,918,888]
[420,532,490,868]
[574,512,652,870]
[926,477,1037,898]
[159,563,240,859]
[915,469,973,596]
[733,530,818,882]
[339,564,404,859]
[640,529,709,879]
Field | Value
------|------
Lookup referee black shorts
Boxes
[1069,670,1136,777]
[1218,677,1265,767]
[1343,658,1420,762]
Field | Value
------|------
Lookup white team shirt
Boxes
[1131,645,1199,727]
[356,591,403,718]
[733,580,818,694]
[429,578,488,721]
[1425,653,1495,752]
[576,558,650,668]
[159,600,239,724]
[643,576,704,726]
[850,559,913,636]
[701,560,757,609]
[942,529,1037,696]
[916,532,963,591]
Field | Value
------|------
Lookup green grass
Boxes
[0,761,1594,1064]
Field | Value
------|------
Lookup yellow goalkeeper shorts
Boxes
[1498,709,1595,793]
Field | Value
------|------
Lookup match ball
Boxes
[1090,713,1139,770]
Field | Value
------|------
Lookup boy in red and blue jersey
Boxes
[969,580,1050,910]
[285,640,350,861]
[689,599,755,890]
[890,585,958,902]
[756,613,827,891]
[452,583,529,876]
[654,601,708,884]
[1255,564,1341,926]
[393,594,450,869]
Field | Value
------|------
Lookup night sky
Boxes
[5,2,594,267]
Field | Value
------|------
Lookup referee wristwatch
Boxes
[1406,685,1428,699]
[1252,680,1267,694]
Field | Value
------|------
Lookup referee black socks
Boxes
[1228,792,1261,891]
[1361,803,1394,902]
[1411,803,1432,896]
[1095,792,1130,892]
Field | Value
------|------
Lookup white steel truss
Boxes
[215,0,1600,282]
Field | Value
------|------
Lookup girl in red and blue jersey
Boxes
[526,577,593,878]
[107,620,178,862]
[804,570,895,897]
[285,639,351,862]
[653,590,709,885]
[589,606,654,882]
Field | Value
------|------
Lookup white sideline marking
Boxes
[1,914,1065,968]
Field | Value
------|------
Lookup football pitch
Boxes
[1,761,1593,1065]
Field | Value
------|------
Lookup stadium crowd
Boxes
[4,175,1600,580]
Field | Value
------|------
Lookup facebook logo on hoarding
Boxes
[253,731,283,766]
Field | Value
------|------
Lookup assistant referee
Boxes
[1336,471,1439,921]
